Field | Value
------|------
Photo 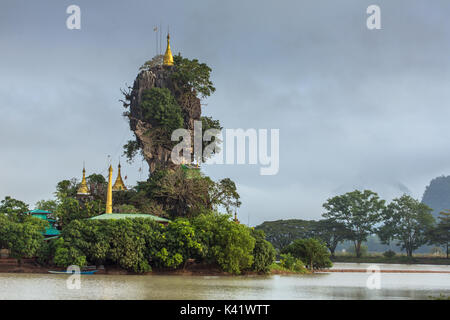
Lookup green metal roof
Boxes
[27,209,53,214]
[44,228,61,236]
[90,213,169,222]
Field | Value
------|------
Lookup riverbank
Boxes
[331,256,450,265]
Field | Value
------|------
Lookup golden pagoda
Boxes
[163,33,174,66]
[77,166,90,195]
[112,163,127,191]
[233,212,240,224]
[106,165,113,214]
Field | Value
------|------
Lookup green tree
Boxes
[282,238,332,271]
[255,219,320,251]
[151,219,201,269]
[192,213,255,274]
[141,88,184,134]
[55,179,79,202]
[0,216,46,265]
[55,198,99,227]
[35,199,58,212]
[0,196,29,222]
[209,178,241,214]
[86,173,108,201]
[152,168,211,219]
[378,195,435,257]
[323,190,385,258]
[250,229,276,273]
[314,219,348,257]
[172,55,216,99]
[428,210,450,258]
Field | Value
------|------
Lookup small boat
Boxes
[48,270,98,275]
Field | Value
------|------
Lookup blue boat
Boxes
[48,270,98,275]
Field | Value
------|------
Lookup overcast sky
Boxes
[1,0,450,225]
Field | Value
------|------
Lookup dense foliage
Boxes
[192,213,256,274]
[0,214,46,264]
[172,55,216,98]
[38,213,268,275]
[140,88,184,135]
[250,229,276,273]
[281,238,332,270]
[323,190,386,258]
[378,195,434,257]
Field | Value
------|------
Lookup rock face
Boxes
[127,65,201,174]
[422,175,450,218]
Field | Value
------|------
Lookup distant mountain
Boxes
[421,175,450,218]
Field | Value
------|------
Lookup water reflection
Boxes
[0,265,449,300]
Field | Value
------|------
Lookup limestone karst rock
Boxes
[124,65,201,174]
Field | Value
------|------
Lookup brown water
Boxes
[1,263,449,300]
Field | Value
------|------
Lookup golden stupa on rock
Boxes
[112,163,127,191]
[77,166,90,195]
[163,33,174,66]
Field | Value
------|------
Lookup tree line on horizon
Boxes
[256,190,450,259]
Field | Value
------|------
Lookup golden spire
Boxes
[106,165,113,214]
[77,166,90,195]
[112,163,127,191]
[163,33,174,66]
[233,212,240,224]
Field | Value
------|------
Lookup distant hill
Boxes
[421,175,450,218]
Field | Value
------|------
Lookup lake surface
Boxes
[1,263,449,300]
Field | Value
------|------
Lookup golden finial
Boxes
[163,33,174,66]
[112,163,127,191]
[77,165,90,195]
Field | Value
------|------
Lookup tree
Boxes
[250,229,276,273]
[55,197,100,227]
[209,178,241,214]
[151,168,211,219]
[140,54,163,70]
[314,219,348,257]
[0,215,46,265]
[429,210,450,259]
[86,173,107,201]
[255,219,318,251]
[55,179,78,202]
[192,213,255,275]
[141,88,184,135]
[151,219,201,269]
[172,55,216,99]
[0,196,29,222]
[282,238,332,271]
[35,199,58,212]
[323,190,385,258]
[378,195,435,257]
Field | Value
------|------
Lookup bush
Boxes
[250,229,276,273]
[141,88,184,134]
[282,238,332,270]
[150,219,201,269]
[192,213,255,274]
[278,253,308,273]
[383,250,396,258]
